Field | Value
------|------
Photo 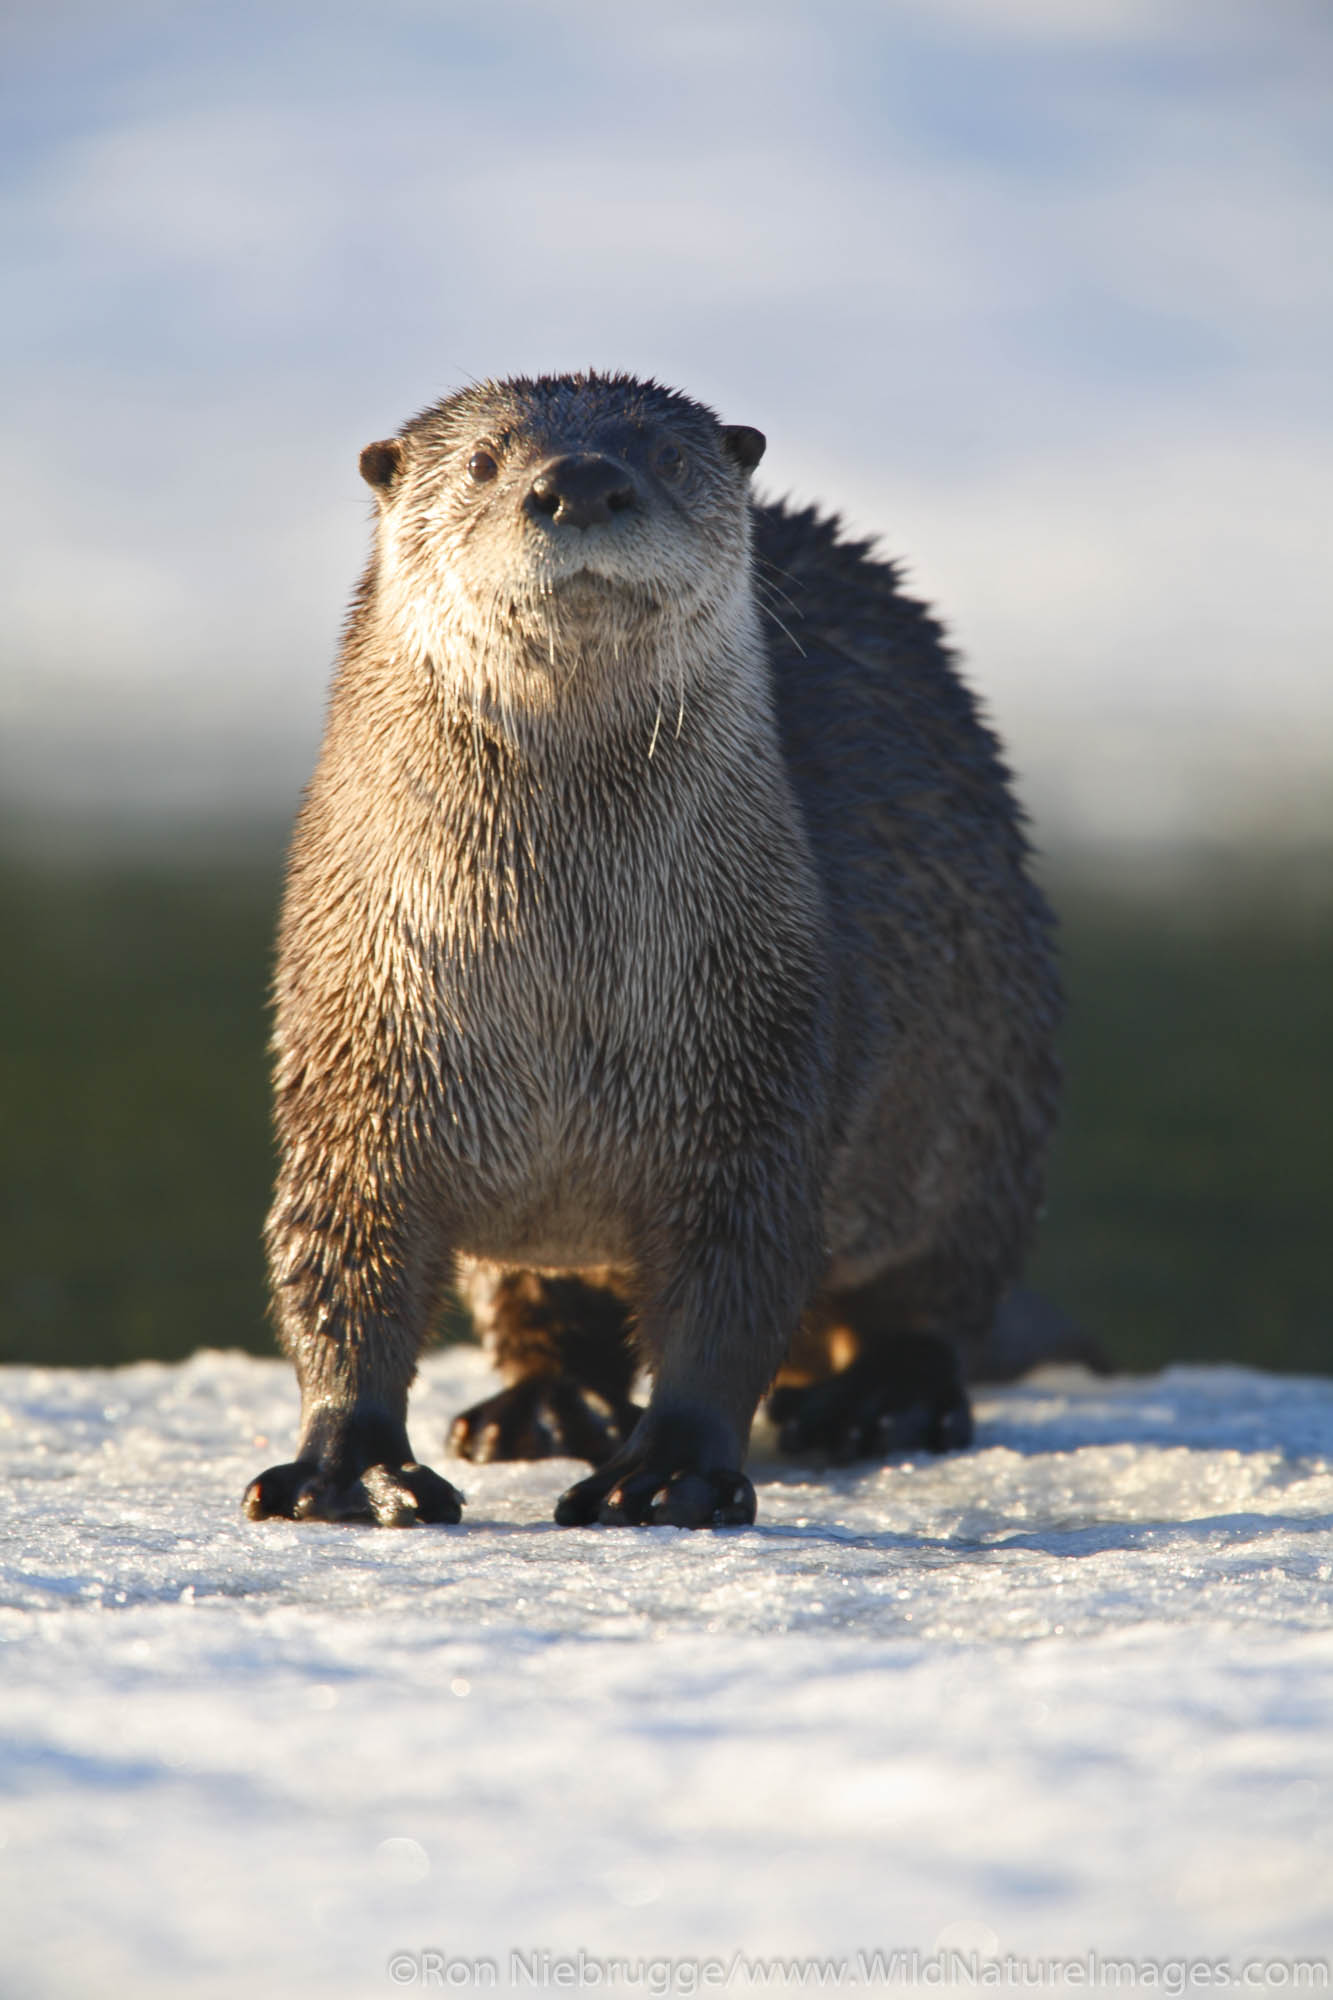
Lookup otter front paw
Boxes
[553,1405,754,1528]
[243,1458,464,1527]
[449,1374,642,1467]
[768,1333,973,1462]
[555,1462,755,1528]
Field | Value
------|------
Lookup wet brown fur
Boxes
[247,371,1060,1530]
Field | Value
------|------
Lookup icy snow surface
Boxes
[3,1348,1333,1998]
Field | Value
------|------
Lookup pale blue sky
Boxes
[3,0,1331,846]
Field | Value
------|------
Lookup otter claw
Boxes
[449,1374,641,1466]
[557,1464,755,1530]
[243,1458,464,1527]
[768,1334,973,1462]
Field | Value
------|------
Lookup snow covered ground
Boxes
[3,1348,1332,1999]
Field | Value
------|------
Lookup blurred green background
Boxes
[5,5,1330,1384]
[2,841,1328,1376]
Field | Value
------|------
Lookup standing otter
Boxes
[244,371,1061,1532]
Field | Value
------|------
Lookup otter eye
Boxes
[655,441,684,479]
[467,448,499,484]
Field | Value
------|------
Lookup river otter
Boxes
[243,371,1061,1531]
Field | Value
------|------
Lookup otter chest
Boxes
[419,789,735,1257]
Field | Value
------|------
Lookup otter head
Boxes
[357,373,767,716]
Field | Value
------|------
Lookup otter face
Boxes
[358,374,766,698]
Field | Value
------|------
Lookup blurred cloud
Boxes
[1,0,1330,848]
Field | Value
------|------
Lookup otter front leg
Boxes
[555,1219,820,1530]
[244,1174,463,1528]
[555,1403,757,1529]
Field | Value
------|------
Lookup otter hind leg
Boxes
[767,1259,980,1462]
[448,1266,642,1466]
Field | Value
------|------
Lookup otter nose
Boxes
[526,454,637,529]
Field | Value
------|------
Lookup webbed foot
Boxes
[767,1332,973,1461]
[449,1373,641,1466]
[554,1405,755,1528]
[244,1409,464,1526]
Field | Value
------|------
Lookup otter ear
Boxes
[721,424,766,474]
[359,438,404,491]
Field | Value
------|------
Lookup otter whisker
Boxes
[753,564,804,620]
[756,590,808,660]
